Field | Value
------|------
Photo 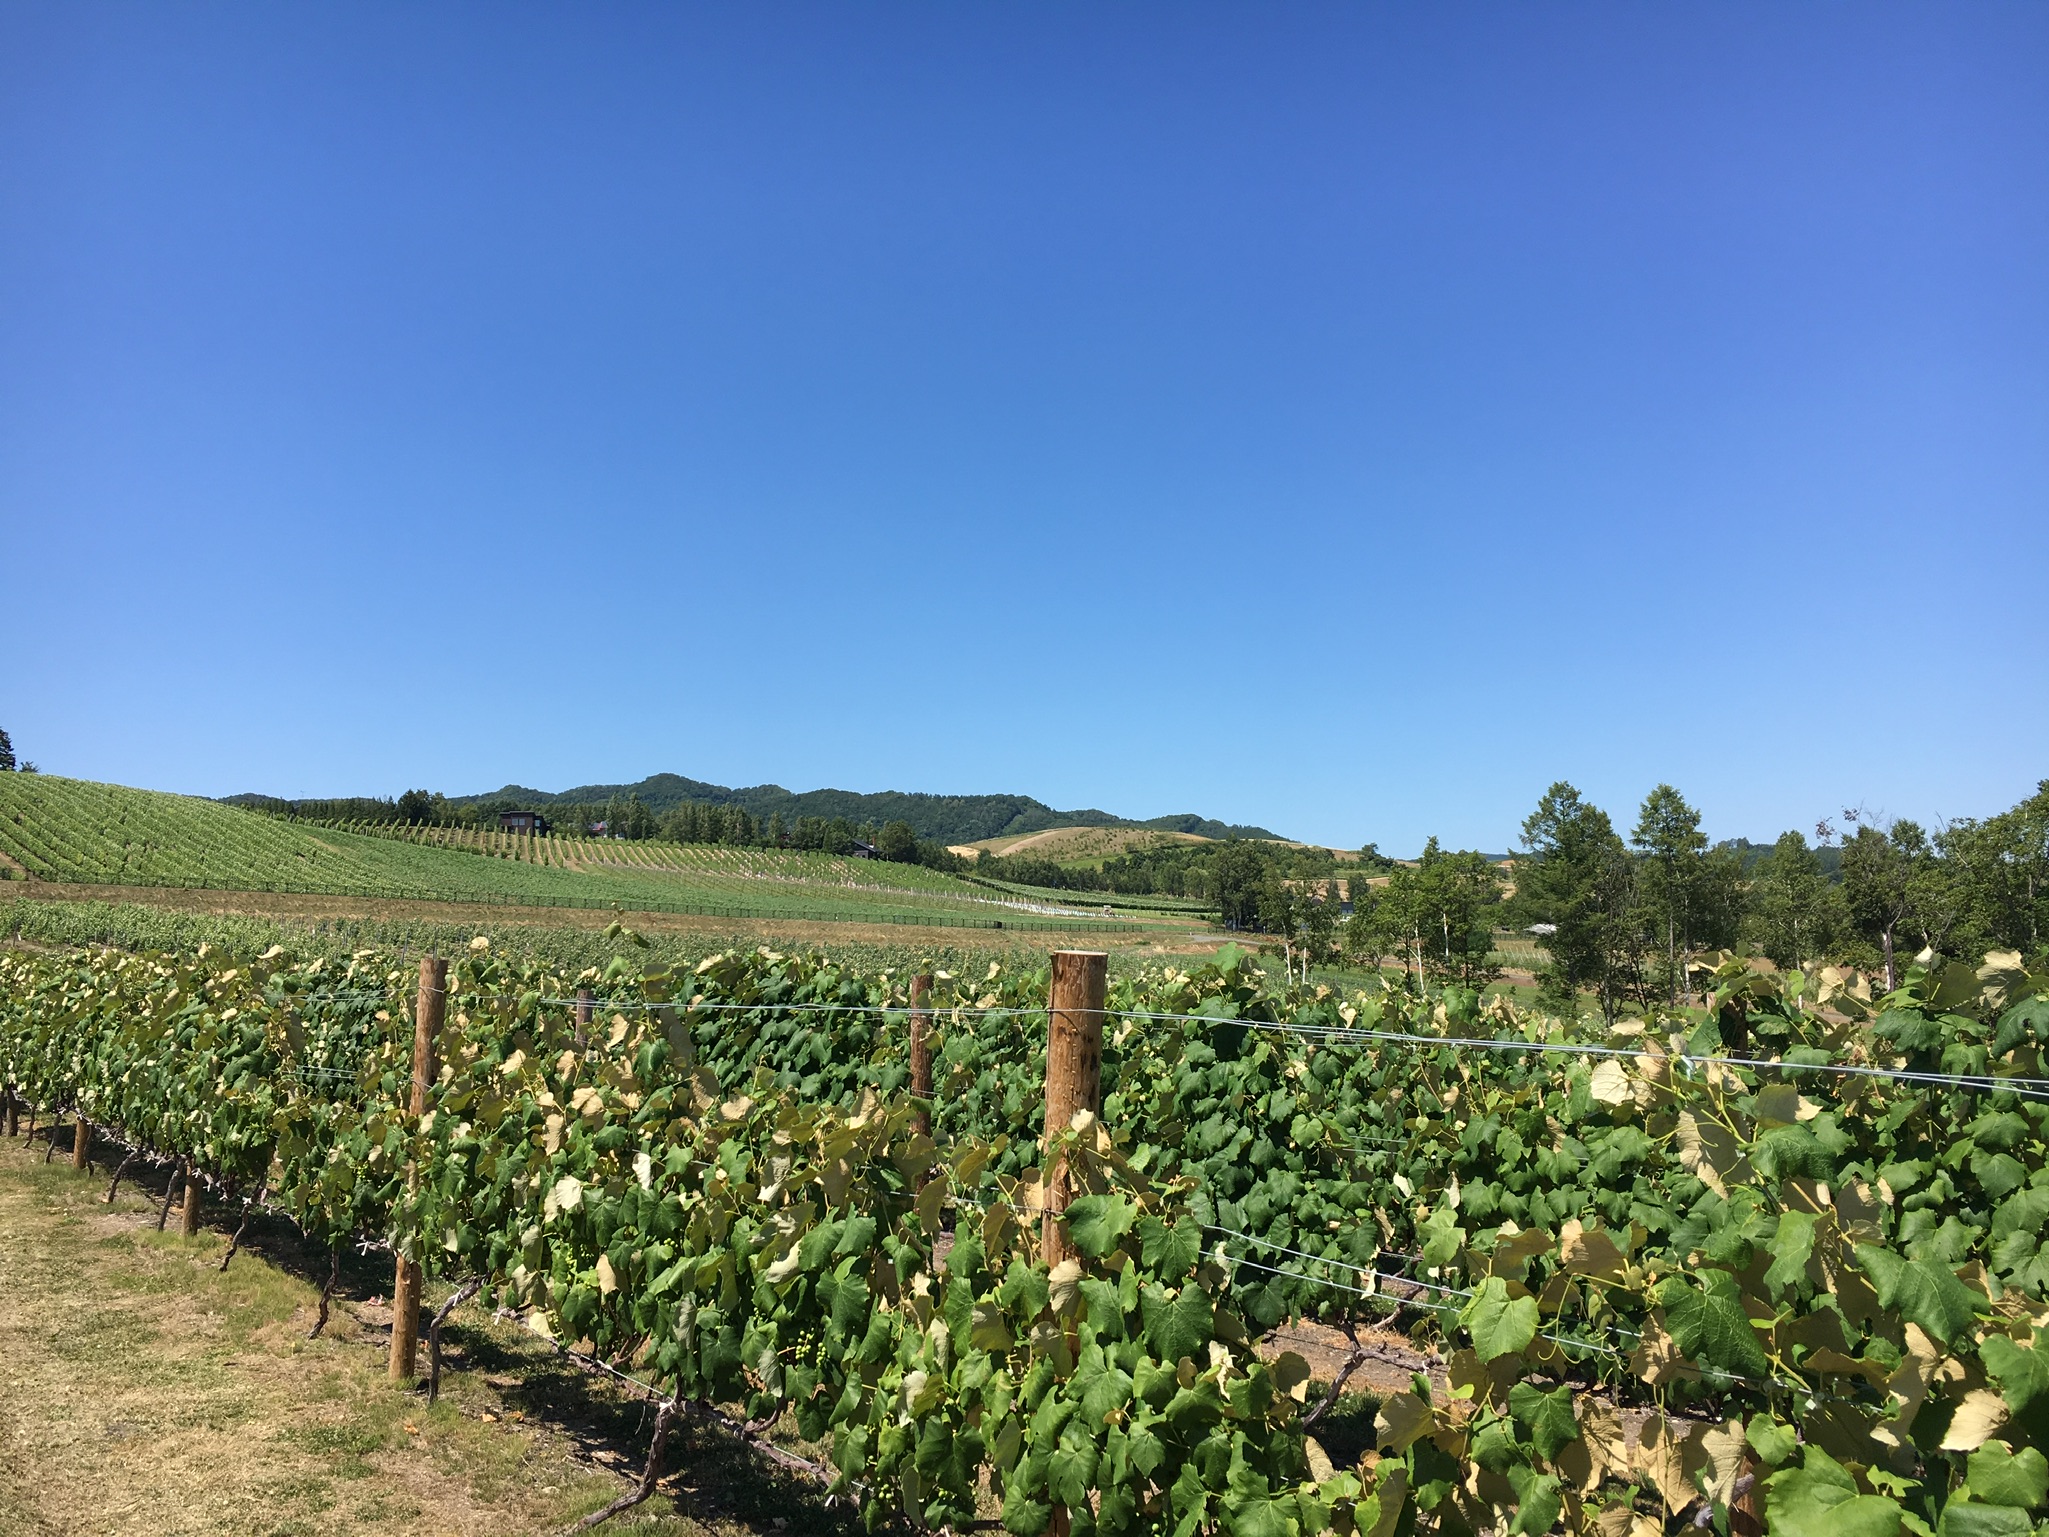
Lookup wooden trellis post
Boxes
[179,1159,201,1236]
[71,1115,90,1170]
[1041,951,1106,1265]
[388,954,446,1384]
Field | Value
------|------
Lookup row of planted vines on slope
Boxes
[2,930,2048,1537]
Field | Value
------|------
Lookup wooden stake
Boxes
[1041,951,1106,1266]
[389,954,446,1384]
[157,1166,183,1231]
[105,1146,139,1204]
[909,973,933,1139]
[179,1159,201,1236]
[309,1249,341,1340]
[427,1277,483,1404]
[71,1116,90,1170]
[575,987,594,1046]
[1731,1456,1765,1537]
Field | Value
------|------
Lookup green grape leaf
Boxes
[1855,1246,1988,1345]
[1065,1194,1137,1258]
[1081,1365,1134,1426]
[1768,1447,1908,1537]
[1765,1210,1818,1296]
[1462,1277,1538,1362]
[1144,1283,1213,1364]
[1507,1382,1579,1462]
[1126,1419,1165,1477]
[1981,1336,2049,1423]
[1137,1215,1202,1281]
[1993,996,2049,1057]
[1657,1275,1770,1380]
[1938,1505,2033,1537]
[1002,1481,1051,1536]
[1964,1443,2049,1510]
[1506,1467,1561,1536]
[1748,1414,1798,1468]
[1991,1189,2049,1246]
[1222,1487,1288,1537]
[970,1302,1013,1352]
[829,1269,872,1339]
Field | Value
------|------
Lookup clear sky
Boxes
[3,4,2044,853]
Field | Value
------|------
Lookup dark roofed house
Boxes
[499,810,549,835]
[849,840,880,859]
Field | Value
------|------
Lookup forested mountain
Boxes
[231,773,1282,845]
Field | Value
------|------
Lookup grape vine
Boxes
[3,931,2047,1536]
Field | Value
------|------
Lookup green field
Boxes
[0,775,1201,935]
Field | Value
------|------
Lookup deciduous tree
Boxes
[1517,782,1630,1019]
[1841,821,1915,990]
[1744,831,1842,970]
[877,820,919,863]
[1631,785,1708,1004]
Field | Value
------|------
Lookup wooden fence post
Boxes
[575,988,594,1046]
[1041,951,1107,1266]
[909,974,933,1139]
[71,1115,90,1170]
[179,1159,201,1236]
[389,954,446,1384]
[1731,1455,1765,1537]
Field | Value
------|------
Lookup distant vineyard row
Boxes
[0,776,1182,933]
[325,819,1218,919]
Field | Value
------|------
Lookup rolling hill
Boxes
[230,772,1283,846]
[0,774,1201,935]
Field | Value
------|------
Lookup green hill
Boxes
[229,772,1283,845]
[0,774,1188,934]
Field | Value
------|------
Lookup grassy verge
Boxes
[4,889,1230,975]
[0,1126,853,1537]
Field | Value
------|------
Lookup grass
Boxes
[3,893,1238,989]
[959,825,1212,866]
[0,1125,860,1537]
[0,775,1202,937]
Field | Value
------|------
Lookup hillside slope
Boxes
[961,825,1212,865]
[0,775,1184,932]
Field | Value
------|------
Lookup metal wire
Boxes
[1109,1008,2049,1100]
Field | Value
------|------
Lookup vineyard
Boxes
[331,819,1208,916]
[0,775,1192,936]
[4,922,2048,1537]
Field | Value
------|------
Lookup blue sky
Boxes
[3,4,2044,853]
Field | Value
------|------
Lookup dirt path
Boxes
[1257,1319,1446,1397]
[0,1129,842,1537]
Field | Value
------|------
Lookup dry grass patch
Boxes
[0,1137,847,1537]
[9,881,1179,956]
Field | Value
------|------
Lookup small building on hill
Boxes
[498,810,549,835]
[849,840,880,859]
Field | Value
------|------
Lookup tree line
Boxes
[1237,778,2049,1014]
[238,788,964,867]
